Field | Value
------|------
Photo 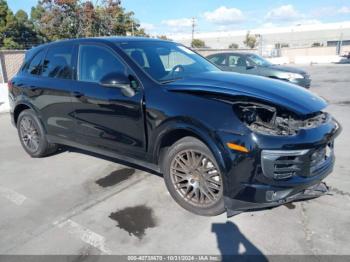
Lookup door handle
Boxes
[73,91,84,98]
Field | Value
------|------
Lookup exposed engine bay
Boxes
[232,101,328,136]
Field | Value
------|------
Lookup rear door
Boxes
[15,43,77,140]
[207,54,228,70]
[71,43,145,157]
[37,43,77,140]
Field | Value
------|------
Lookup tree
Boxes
[156,35,171,41]
[243,31,257,49]
[0,0,41,49]
[0,0,12,46]
[1,0,148,49]
[13,10,42,48]
[31,0,148,40]
[191,38,205,48]
[0,0,10,28]
[228,43,238,49]
[2,37,21,49]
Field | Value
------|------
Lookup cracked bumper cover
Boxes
[218,117,341,217]
[225,181,330,217]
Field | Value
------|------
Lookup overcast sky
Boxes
[7,0,350,35]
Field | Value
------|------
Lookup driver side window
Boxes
[78,45,126,83]
[228,55,246,67]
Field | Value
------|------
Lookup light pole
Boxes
[191,17,196,47]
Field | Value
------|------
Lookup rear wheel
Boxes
[162,137,225,216]
[17,109,57,157]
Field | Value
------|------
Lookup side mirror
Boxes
[246,65,256,70]
[99,72,138,97]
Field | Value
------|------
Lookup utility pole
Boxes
[131,21,135,36]
[191,17,196,47]
[337,26,343,55]
[258,34,263,56]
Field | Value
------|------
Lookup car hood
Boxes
[166,71,326,115]
[266,64,307,74]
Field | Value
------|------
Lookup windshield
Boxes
[246,54,272,67]
[117,41,219,83]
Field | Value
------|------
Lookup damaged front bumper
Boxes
[225,182,330,217]
[218,117,341,217]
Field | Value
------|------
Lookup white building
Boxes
[170,21,350,53]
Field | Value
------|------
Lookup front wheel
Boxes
[162,137,225,216]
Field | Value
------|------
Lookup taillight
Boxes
[7,80,13,92]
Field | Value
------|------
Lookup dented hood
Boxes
[166,71,327,115]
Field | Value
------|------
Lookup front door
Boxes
[72,43,145,157]
[226,54,250,74]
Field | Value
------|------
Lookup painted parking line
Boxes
[53,219,112,254]
[0,186,27,206]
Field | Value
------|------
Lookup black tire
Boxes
[162,137,225,216]
[17,109,57,157]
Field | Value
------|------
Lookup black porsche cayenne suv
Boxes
[9,37,341,216]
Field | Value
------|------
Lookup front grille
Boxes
[261,149,309,179]
[261,143,334,180]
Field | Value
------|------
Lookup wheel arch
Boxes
[13,103,32,125]
[13,102,46,133]
[152,120,229,174]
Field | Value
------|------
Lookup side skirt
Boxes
[47,135,161,174]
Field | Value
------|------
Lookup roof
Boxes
[45,36,167,45]
[27,36,170,53]
[207,52,256,56]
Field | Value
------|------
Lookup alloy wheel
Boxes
[19,116,40,152]
[170,150,223,207]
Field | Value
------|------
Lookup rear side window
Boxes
[42,45,74,79]
[78,45,125,83]
[23,49,45,75]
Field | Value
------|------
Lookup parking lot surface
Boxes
[0,64,350,256]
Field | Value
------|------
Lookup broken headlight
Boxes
[233,101,328,136]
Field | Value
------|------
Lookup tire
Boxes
[17,109,58,157]
[162,137,225,216]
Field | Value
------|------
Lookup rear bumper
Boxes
[218,117,341,217]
